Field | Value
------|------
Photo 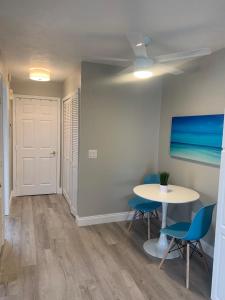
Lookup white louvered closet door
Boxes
[62,90,79,215]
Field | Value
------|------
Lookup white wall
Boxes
[11,79,63,98]
[159,49,225,250]
[63,66,81,97]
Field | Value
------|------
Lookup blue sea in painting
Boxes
[170,114,224,166]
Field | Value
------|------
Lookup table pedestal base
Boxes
[143,234,180,259]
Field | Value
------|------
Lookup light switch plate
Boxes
[88,149,97,159]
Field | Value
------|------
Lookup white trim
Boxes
[76,211,135,227]
[2,83,10,215]
[57,187,62,194]
[200,239,214,258]
[62,190,76,216]
[76,209,214,257]
[62,92,75,102]
[13,94,61,196]
[12,96,16,195]
[70,206,77,217]
[13,94,59,101]
[56,97,61,195]
[0,73,5,247]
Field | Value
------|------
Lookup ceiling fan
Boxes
[87,33,212,79]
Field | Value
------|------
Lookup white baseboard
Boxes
[160,212,214,258]
[70,206,77,218]
[199,238,214,258]
[75,209,214,257]
[76,211,135,227]
[62,191,77,218]
[57,187,62,194]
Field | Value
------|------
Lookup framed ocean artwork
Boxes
[170,114,224,166]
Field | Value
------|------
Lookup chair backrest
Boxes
[143,173,160,184]
[184,203,216,241]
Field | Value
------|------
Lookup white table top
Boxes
[133,184,200,204]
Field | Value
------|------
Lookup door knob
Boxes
[50,151,56,156]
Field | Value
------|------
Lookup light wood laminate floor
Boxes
[0,194,211,299]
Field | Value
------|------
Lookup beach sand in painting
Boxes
[170,142,221,166]
[170,114,224,166]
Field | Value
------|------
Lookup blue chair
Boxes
[159,203,216,289]
[128,173,162,239]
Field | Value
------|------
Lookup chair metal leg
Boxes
[159,237,175,269]
[186,242,190,289]
[198,241,210,274]
[143,212,147,224]
[175,239,185,259]
[147,212,151,240]
[181,240,186,259]
[128,211,138,231]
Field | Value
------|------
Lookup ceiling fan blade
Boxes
[147,64,183,77]
[162,65,184,75]
[82,56,131,63]
[127,33,148,58]
[119,65,135,75]
[155,48,212,63]
[119,64,183,79]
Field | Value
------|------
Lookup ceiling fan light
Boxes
[29,68,50,81]
[134,70,153,79]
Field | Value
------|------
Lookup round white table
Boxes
[133,184,200,259]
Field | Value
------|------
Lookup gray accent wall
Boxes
[78,62,162,217]
[159,49,225,248]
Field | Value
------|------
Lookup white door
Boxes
[0,75,5,247]
[211,115,225,300]
[62,91,79,215]
[14,95,59,196]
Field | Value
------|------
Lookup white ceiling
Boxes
[1,0,225,81]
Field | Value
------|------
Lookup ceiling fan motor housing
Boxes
[134,57,154,70]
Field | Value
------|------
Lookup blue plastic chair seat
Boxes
[128,196,149,209]
[128,173,161,216]
[160,204,216,241]
[159,204,215,289]
[135,201,162,213]
[161,222,191,239]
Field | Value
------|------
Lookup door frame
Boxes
[13,94,61,196]
[0,73,5,246]
[2,80,10,214]
[211,111,225,299]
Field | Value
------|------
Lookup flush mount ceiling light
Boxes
[133,70,153,79]
[29,68,50,81]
